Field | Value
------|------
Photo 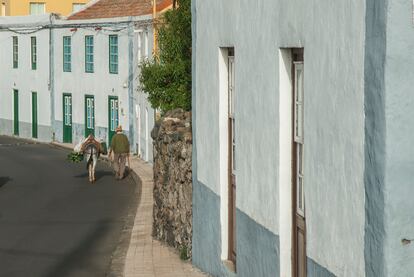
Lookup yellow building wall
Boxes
[3,0,90,16]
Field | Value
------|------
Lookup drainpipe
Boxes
[128,19,135,151]
[49,14,55,141]
[153,0,157,55]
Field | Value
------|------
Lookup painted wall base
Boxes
[193,180,338,277]
[307,258,336,277]
[193,180,279,277]
[0,119,52,142]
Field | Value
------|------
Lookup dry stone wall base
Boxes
[152,109,193,259]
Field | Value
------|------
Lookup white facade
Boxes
[0,14,155,162]
[0,15,52,141]
[193,1,366,276]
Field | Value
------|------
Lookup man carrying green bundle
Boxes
[108,126,130,180]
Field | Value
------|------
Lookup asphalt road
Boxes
[0,136,138,277]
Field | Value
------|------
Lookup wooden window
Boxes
[63,36,71,72]
[109,35,118,74]
[294,62,305,216]
[12,36,18,68]
[31,37,37,70]
[85,36,94,73]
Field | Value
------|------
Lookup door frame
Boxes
[32,91,38,138]
[291,48,306,277]
[63,93,72,143]
[84,95,95,137]
[13,89,19,136]
[108,95,119,145]
[227,49,236,266]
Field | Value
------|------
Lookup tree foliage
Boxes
[139,0,191,112]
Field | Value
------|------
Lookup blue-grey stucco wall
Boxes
[364,0,387,276]
[236,210,279,277]
[382,0,414,276]
[307,258,336,277]
[193,180,336,277]
[192,180,280,277]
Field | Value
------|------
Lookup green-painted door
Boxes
[32,92,38,138]
[13,89,19,136]
[108,96,119,145]
[85,95,95,137]
[63,94,72,143]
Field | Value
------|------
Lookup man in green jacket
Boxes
[108,126,130,180]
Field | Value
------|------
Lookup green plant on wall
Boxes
[139,0,191,112]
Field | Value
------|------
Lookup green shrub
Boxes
[139,0,191,112]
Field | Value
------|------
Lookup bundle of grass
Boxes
[67,152,84,163]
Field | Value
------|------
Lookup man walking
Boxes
[108,126,130,180]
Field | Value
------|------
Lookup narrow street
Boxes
[0,136,138,277]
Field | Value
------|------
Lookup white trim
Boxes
[219,47,230,260]
[278,49,293,277]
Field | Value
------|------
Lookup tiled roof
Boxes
[67,0,172,20]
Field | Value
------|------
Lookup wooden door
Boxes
[63,94,72,143]
[292,55,306,277]
[13,89,19,136]
[108,96,119,145]
[85,95,95,137]
[32,92,37,138]
[228,51,237,265]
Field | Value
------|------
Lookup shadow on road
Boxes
[0,177,11,188]
[74,170,115,182]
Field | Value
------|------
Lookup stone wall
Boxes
[152,109,193,259]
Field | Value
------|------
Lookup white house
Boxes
[192,0,414,277]
[0,15,53,142]
[0,0,165,163]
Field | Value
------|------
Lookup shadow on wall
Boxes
[0,177,12,188]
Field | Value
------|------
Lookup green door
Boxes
[85,95,95,137]
[13,89,19,136]
[108,96,119,145]
[63,93,72,143]
[32,92,38,138]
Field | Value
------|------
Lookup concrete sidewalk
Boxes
[124,158,207,277]
[50,141,208,277]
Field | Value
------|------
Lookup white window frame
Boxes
[30,2,45,15]
[294,61,305,217]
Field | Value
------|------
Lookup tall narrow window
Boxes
[12,36,18,68]
[291,49,306,277]
[31,37,37,70]
[85,36,94,73]
[137,31,143,61]
[30,3,45,15]
[144,31,149,58]
[109,35,118,74]
[227,48,236,268]
[63,36,72,72]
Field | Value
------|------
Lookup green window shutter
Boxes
[85,36,94,73]
[31,37,37,70]
[12,36,18,69]
[63,36,72,72]
[109,35,118,74]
